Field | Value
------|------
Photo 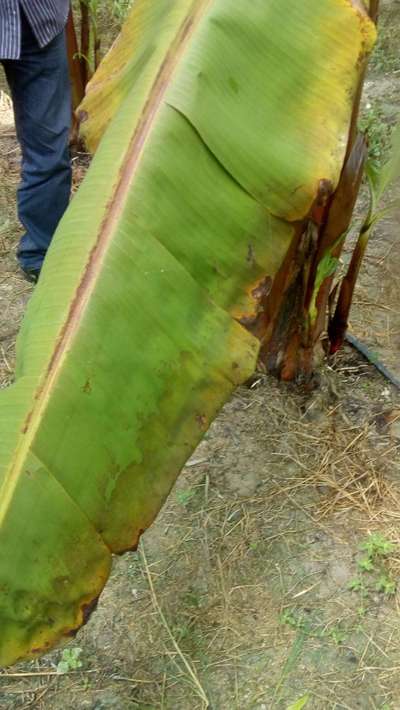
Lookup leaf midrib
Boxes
[0,0,214,529]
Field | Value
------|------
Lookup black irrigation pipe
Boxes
[345,332,400,390]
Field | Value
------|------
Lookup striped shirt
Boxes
[0,0,70,60]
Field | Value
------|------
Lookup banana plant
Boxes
[0,0,376,666]
[329,121,400,352]
[66,1,100,109]
[67,0,131,106]
[66,8,86,109]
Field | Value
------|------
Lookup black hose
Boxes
[344,332,400,389]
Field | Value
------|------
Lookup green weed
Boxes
[280,609,308,632]
[358,557,375,572]
[359,103,391,166]
[376,574,396,596]
[360,532,395,559]
[369,23,400,76]
[273,628,308,705]
[370,44,400,74]
[348,577,367,593]
[326,624,347,646]
[57,647,83,674]
[111,0,133,21]
[176,488,196,506]
[349,534,397,601]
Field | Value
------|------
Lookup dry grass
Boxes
[95,366,399,708]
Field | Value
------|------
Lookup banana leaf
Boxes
[0,0,375,666]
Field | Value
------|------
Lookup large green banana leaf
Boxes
[0,0,374,666]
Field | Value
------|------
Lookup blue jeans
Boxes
[2,12,72,271]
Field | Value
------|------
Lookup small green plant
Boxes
[111,0,133,20]
[376,574,396,596]
[280,609,306,631]
[176,488,196,506]
[369,30,400,75]
[360,533,395,559]
[370,45,397,73]
[359,103,391,166]
[349,534,397,601]
[57,647,83,674]
[348,577,366,593]
[358,557,375,572]
[348,578,369,623]
[326,624,347,645]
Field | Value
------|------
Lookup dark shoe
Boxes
[21,267,40,284]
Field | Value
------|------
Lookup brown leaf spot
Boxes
[82,596,100,624]
[196,414,208,430]
[82,379,91,394]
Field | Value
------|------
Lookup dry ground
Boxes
[0,2,400,708]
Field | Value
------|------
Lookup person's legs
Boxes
[2,11,71,273]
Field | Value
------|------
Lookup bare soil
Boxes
[1,2,400,708]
